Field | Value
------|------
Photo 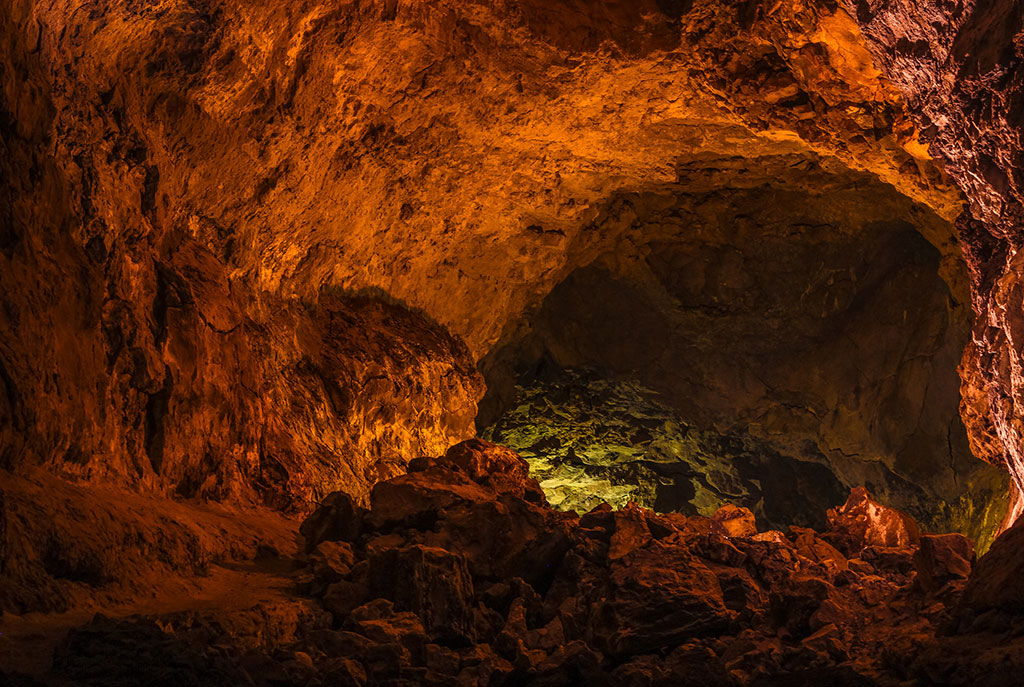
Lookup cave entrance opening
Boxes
[477,161,1009,548]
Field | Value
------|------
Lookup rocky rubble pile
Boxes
[32,440,994,686]
[288,440,979,686]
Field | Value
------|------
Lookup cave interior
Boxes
[3,0,1024,685]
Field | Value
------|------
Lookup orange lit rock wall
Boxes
[848,0,1024,513]
[0,0,1014,510]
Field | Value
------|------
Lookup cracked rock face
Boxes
[7,0,1024,681]
[848,0,1024,515]
[479,170,1008,546]
[0,0,1017,562]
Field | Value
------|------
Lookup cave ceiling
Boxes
[1,0,1021,553]
[8,0,1024,684]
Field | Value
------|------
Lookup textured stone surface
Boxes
[825,486,920,554]
[485,367,1006,546]
[5,3,1024,678]
[482,368,852,529]
[848,0,1024,518]
[23,439,984,687]
[0,470,299,614]
[0,0,994,516]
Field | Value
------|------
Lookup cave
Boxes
[4,1,1024,686]
[477,165,1008,543]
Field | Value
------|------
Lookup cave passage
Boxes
[480,161,1010,548]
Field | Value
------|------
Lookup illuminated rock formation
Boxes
[849,0,1024,516]
[0,0,996,509]
[3,0,1024,683]
[25,441,995,686]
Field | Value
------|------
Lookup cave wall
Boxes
[1,0,1014,520]
[2,0,962,351]
[1,1,490,510]
[478,165,1008,544]
[846,0,1024,518]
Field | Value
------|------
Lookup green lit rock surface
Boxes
[483,368,851,530]
[483,368,1008,549]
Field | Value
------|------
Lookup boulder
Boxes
[769,574,835,637]
[825,487,920,554]
[789,527,848,576]
[322,580,370,620]
[436,439,546,502]
[596,542,730,658]
[366,468,493,530]
[913,533,974,593]
[712,504,758,538]
[800,623,850,663]
[308,541,356,589]
[368,545,475,643]
[423,496,574,586]
[299,491,365,551]
[608,503,654,560]
[860,546,915,575]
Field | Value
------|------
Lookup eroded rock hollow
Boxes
[4,0,1024,685]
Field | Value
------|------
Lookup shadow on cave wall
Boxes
[478,174,1010,550]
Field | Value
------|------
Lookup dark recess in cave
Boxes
[479,179,1007,545]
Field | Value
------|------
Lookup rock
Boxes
[309,541,356,587]
[365,468,493,531]
[914,533,974,593]
[713,504,758,538]
[300,491,365,551]
[860,546,915,575]
[596,542,730,658]
[368,545,475,643]
[702,533,748,568]
[423,496,573,586]
[800,623,850,663]
[437,439,546,503]
[322,580,369,620]
[320,658,368,687]
[580,502,615,530]
[956,514,1024,625]
[52,615,252,686]
[788,527,848,577]
[715,566,769,618]
[742,537,806,589]
[613,642,733,687]
[608,503,654,560]
[854,0,1024,542]
[847,558,874,575]
[717,630,783,683]
[424,643,461,677]
[825,488,920,555]
[349,609,426,648]
[752,530,787,544]
[770,575,835,637]
[531,640,608,685]
[854,575,896,607]
[809,598,852,632]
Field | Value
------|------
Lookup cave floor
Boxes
[0,558,309,677]
[4,444,1024,686]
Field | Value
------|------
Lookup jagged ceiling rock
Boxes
[9,0,961,350]
[0,0,1011,520]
